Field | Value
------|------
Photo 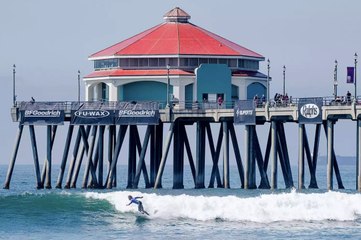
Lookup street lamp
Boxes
[12,64,16,107]
[267,59,270,103]
[283,65,286,96]
[166,64,170,108]
[77,70,81,102]
[355,53,358,102]
[334,60,338,100]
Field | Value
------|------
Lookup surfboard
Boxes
[135,212,150,221]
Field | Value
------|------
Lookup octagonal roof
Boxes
[89,7,264,60]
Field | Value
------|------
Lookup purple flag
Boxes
[347,67,355,83]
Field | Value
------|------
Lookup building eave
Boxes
[88,54,265,61]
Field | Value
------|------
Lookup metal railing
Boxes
[13,95,361,112]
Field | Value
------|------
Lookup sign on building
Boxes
[234,100,256,125]
[298,97,323,124]
[20,102,65,125]
[115,102,160,125]
[70,102,115,125]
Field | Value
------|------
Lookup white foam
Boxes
[84,190,361,222]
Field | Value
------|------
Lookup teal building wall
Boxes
[195,64,231,103]
[185,83,193,108]
[118,81,173,106]
[247,82,266,100]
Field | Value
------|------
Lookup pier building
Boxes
[4,8,361,193]
[84,7,267,108]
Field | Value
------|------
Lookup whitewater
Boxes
[86,190,361,222]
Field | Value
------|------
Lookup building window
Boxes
[238,59,245,68]
[180,58,189,67]
[218,59,228,65]
[229,59,237,68]
[149,58,158,67]
[94,59,119,69]
[129,58,138,67]
[119,58,129,67]
[159,58,166,67]
[168,58,178,67]
[209,58,217,64]
[238,59,259,70]
[139,58,149,67]
[199,58,208,65]
[189,58,198,67]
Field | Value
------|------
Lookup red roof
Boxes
[85,69,194,78]
[90,8,263,59]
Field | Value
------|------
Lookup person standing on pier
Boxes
[346,91,352,104]
[127,195,149,215]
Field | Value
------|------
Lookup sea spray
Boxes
[85,190,361,222]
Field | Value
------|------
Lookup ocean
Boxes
[1,164,361,239]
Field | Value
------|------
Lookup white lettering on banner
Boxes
[236,109,253,116]
[24,110,61,117]
[300,104,319,119]
[118,110,156,117]
[74,110,110,118]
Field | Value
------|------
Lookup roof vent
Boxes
[163,7,190,23]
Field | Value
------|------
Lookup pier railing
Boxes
[11,95,361,122]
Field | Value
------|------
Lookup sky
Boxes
[1,0,361,166]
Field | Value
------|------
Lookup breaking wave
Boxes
[85,190,361,222]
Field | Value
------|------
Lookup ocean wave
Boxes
[0,191,113,215]
[85,190,361,223]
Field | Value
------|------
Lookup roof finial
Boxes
[163,7,190,23]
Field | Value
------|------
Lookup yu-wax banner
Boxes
[70,102,115,125]
[234,100,256,125]
[115,102,159,125]
[347,67,355,84]
[298,97,323,124]
[20,101,65,125]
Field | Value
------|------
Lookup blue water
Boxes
[1,164,361,239]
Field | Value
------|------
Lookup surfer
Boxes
[127,195,149,215]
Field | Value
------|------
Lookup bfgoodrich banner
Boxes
[234,100,256,125]
[115,102,159,125]
[20,102,65,125]
[298,97,323,124]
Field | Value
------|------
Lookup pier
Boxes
[4,97,361,191]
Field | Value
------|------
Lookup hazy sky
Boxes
[1,0,361,166]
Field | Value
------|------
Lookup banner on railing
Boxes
[115,102,159,125]
[70,102,115,125]
[20,102,65,125]
[234,100,256,125]
[298,97,323,124]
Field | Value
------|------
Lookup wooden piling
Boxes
[3,125,24,189]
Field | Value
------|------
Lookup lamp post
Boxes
[355,53,358,102]
[77,70,81,102]
[267,59,270,103]
[166,64,170,108]
[283,65,286,96]
[334,60,338,100]
[12,64,16,107]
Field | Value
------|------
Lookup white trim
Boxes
[83,75,194,82]
[88,54,264,61]
[232,76,268,82]
[83,75,195,87]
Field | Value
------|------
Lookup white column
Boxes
[94,84,102,101]
[172,84,185,109]
[107,82,118,101]
[85,83,94,101]
[238,79,247,100]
